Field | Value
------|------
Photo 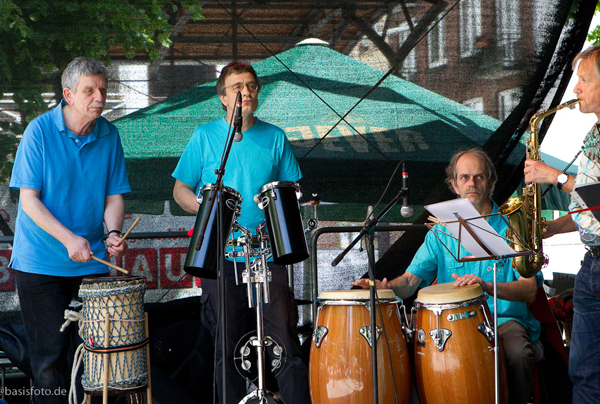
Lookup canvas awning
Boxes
[115,43,578,220]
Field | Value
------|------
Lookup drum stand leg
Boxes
[239,245,284,404]
[103,316,111,404]
[144,312,152,404]
[493,262,499,404]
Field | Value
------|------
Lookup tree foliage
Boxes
[587,1,600,44]
[0,0,203,182]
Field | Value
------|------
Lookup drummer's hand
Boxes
[452,273,488,292]
[106,233,128,258]
[352,278,389,289]
[66,234,92,263]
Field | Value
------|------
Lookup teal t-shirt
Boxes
[172,117,302,241]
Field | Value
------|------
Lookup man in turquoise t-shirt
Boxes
[354,148,542,404]
[172,61,309,404]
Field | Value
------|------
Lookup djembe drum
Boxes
[79,276,149,397]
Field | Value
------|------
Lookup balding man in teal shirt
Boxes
[354,148,542,404]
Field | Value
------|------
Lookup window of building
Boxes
[496,0,521,66]
[460,0,482,57]
[428,18,447,68]
[498,88,522,120]
[391,23,417,79]
[463,97,484,113]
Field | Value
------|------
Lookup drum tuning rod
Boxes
[91,255,128,275]
[116,217,141,247]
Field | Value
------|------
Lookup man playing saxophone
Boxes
[355,148,542,404]
[525,45,600,404]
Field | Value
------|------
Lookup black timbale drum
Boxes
[184,184,242,278]
[257,181,309,265]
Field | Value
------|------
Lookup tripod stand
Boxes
[229,224,286,404]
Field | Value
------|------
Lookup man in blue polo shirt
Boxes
[9,57,131,403]
[354,148,542,404]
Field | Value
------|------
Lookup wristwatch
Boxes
[556,173,568,190]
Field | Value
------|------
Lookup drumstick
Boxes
[91,255,128,275]
[116,216,141,247]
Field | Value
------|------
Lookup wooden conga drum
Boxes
[413,282,508,404]
[309,289,411,404]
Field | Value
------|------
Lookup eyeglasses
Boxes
[225,82,259,93]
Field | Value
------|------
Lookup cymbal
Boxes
[301,200,337,207]
[301,193,337,207]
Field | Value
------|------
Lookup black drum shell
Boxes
[184,185,240,279]
[259,182,309,265]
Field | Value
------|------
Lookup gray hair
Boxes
[445,148,497,194]
[61,57,107,92]
[573,45,600,79]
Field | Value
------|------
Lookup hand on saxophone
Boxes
[543,215,577,239]
[524,159,561,185]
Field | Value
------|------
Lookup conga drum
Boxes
[309,289,411,404]
[413,282,508,404]
[79,276,148,395]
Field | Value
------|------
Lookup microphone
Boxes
[401,162,413,218]
[233,92,243,142]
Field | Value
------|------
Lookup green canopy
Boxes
[114,44,568,219]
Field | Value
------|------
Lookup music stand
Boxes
[424,198,535,404]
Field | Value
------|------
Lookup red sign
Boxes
[160,247,193,288]
[124,248,158,288]
[0,250,14,291]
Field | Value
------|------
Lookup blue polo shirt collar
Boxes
[53,99,110,147]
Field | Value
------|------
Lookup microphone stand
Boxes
[331,186,408,404]
[198,91,242,404]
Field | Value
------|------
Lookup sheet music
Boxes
[571,182,600,221]
[425,198,516,258]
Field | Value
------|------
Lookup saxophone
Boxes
[499,99,580,278]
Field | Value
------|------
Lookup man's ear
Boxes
[63,88,74,105]
[450,179,459,195]
[218,94,227,109]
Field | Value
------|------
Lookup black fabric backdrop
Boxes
[376,0,598,280]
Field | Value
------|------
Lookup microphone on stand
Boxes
[233,92,243,142]
[401,162,414,218]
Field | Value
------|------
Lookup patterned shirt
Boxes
[569,123,600,245]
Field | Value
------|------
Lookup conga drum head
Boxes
[317,288,398,301]
[81,276,145,287]
[416,282,483,304]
